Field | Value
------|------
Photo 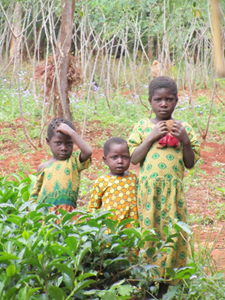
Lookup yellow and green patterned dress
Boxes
[30,150,91,209]
[128,118,200,281]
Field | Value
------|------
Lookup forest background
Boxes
[1,0,225,299]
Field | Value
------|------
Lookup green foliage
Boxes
[0,173,214,299]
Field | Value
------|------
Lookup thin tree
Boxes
[54,0,76,120]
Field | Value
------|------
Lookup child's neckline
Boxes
[149,117,175,125]
[107,171,129,177]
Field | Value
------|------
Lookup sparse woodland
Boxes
[1,1,225,299]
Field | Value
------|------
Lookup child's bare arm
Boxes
[57,123,92,163]
[171,121,195,168]
[131,121,168,165]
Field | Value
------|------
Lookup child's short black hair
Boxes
[47,118,75,140]
[149,76,178,100]
[103,137,128,156]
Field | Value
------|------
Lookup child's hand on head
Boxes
[171,121,190,145]
[57,123,75,136]
[149,121,168,143]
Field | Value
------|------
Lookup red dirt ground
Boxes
[0,118,225,275]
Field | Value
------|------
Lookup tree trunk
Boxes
[54,0,75,120]
[10,2,22,62]
[148,12,154,60]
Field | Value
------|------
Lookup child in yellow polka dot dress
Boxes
[88,137,138,227]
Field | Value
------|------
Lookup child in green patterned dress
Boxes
[30,118,92,216]
[128,76,200,299]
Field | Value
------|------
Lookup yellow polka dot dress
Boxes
[88,171,138,226]
[128,118,200,281]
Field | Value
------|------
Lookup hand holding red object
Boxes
[158,132,180,148]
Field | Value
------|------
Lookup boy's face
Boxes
[46,131,74,160]
[103,143,130,176]
[149,88,178,121]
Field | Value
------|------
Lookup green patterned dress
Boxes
[128,118,200,281]
[30,150,91,208]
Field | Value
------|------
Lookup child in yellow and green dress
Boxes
[88,137,138,227]
[30,118,92,216]
[128,76,200,299]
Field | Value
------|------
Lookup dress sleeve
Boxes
[128,174,138,221]
[29,171,44,202]
[184,122,200,166]
[73,150,92,172]
[127,121,144,156]
[87,178,103,211]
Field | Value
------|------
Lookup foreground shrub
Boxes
[1,173,224,300]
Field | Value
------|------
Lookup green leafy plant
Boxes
[0,173,203,300]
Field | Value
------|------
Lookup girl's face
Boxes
[46,131,74,160]
[103,143,130,176]
[149,88,177,121]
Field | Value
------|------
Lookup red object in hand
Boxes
[158,133,180,148]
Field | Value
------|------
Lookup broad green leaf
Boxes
[0,203,15,209]
[19,202,30,212]
[0,253,19,261]
[103,257,129,268]
[86,219,100,228]
[46,227,54,239]
[2,191,18,203]
[76,272,96,281]
[94,211,114,221]
[18,172,27,180]
[121,227,142,239]
[5,287,18,299]
[117,284,133,296]
[62,210,86,225]
[166,267,176,278]
[38,254,43,264]
[22,191,30,201]
[146,247,156,258]
[18,275,41,284]
[10,173,23,182]
[101,291,117,300]
[163,226,169,237]
[53,264,74,280]
[29,174,37,183]
[174,221,192,236]
[21,258,41,268]
[65,236,77,251]
[7,215,22,226]
[21,185,28,194]
[6,264,16,276]
[27,287,41,298]
[48,286,66,300]
[36,203,52,210]
[63,272,73,290]
[118,218,134,228]
[109,279,125,291]
[18,286,28,300]
[75,246,91,269]
[45,213,60,223]
[83,289,99,295]
[22,231,29,241]
[72,279,96,294]
[58,247,77,263]
[102,219,116,233]
[174,266,196,279]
